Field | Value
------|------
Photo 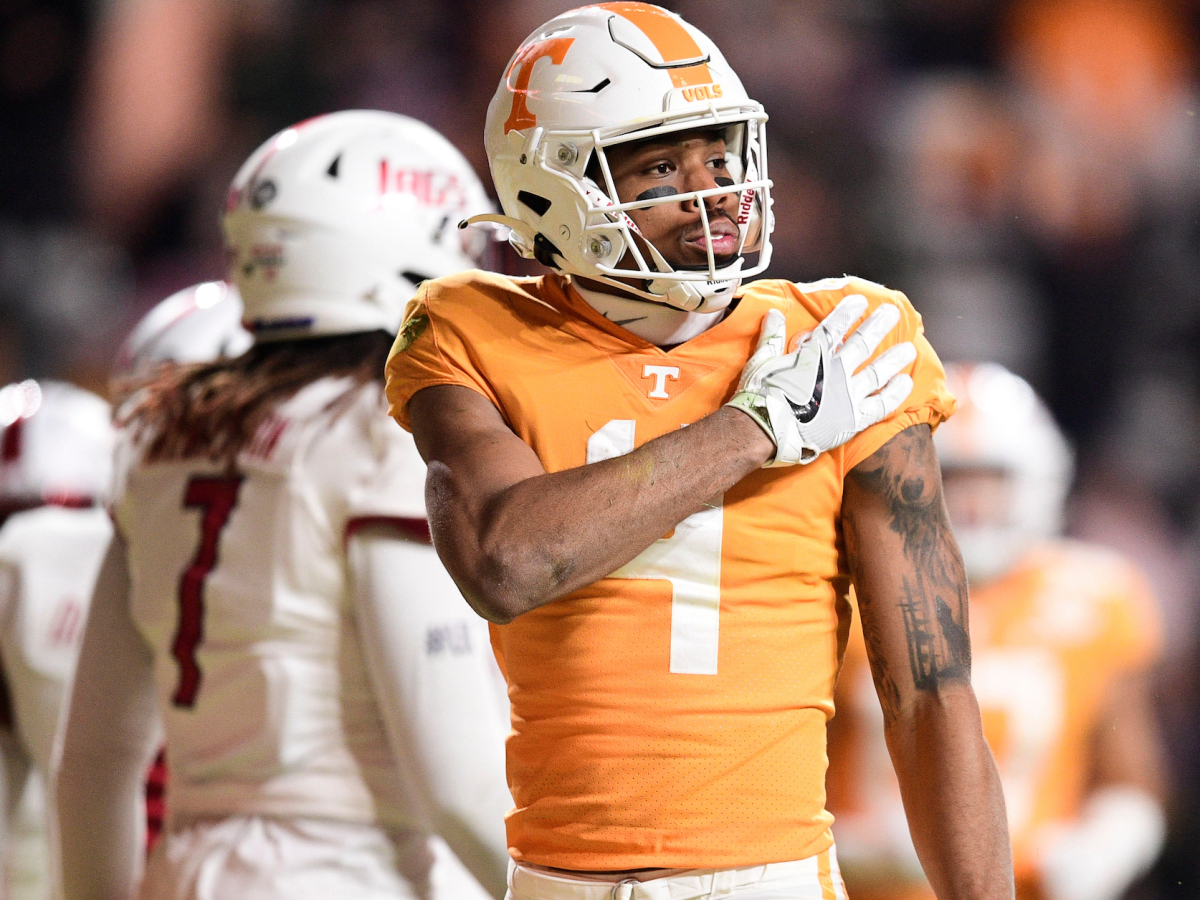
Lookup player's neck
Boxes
[570,277,725,348]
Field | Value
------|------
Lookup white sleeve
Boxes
[1036,786,1166,900]
[347,531,511,900]
[343,390,428,526]
[53,532,161,900]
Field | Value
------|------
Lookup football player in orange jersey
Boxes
[828,363,1166,900]
[385,5,1012,900]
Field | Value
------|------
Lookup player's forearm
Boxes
[429,406,771,622]
[56,747,151,900]
[885,684,1014,900]
[55,536,160,900]
[844,426,1014,899]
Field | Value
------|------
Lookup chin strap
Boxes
[648,259,743,313]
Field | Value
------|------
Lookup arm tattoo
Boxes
[846,425,971,711]
[900,586,970,689]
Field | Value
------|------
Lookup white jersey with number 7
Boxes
[109,376,511,878]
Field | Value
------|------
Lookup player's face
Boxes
[941,467,1011,531]
[605,129,739,270]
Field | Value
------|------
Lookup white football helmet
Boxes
[935,363,1074,583]
[112,280,253,380]
[223,110,493,340]
[0,380,114,510]
[475,2,773,313]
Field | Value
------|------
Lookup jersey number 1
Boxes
[172,475,243,708]
[587,420,724,675]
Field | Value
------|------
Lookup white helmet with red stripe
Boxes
[224,110,493,341]
[112,281,252,381]
[0,380,114,512]
[475,2,772,313]
[935,363,1074,582]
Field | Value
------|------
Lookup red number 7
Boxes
[172,475,243,708]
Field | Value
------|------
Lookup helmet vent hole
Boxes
[574,78,610,94]
[326,154,342,178]
[517,191,552,217]
[532,234,562,269]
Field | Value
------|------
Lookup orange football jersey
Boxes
[385,270,954,870]
[831,541,1162,900]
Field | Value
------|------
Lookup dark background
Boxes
[3,0,1200,893]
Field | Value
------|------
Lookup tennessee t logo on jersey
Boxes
[607,355,716,405]
[642,364,680,399]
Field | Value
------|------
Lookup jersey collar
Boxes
[567,277,727,348]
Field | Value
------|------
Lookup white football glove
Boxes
[726,294,918,466]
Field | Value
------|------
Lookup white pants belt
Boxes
[509,856,823,900]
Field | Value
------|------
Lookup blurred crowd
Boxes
[3,0,1200,894]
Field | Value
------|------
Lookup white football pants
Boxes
[137,816,494,900]
[507,847,847,900]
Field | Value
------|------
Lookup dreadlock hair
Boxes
[120,330,394,465]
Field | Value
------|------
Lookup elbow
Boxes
[464,589,519,625]
[454,557,530,625]
[454,547,572,625]
[428,470,574,622]
[431,530,525,623]
[434,507,576,622]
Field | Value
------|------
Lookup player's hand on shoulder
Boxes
[726,294,916,466]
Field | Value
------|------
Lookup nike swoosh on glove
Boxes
[726,294,917,466]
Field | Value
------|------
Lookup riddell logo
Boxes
[379,160,467,209]
[737,187,756,225]
[680,84,724,103]
[245,243,284,281]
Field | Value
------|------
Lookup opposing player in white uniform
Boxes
[56,111,513,900]
[0,378,115,900]
[113,280,254,387]
[0,284,249,900]
[112,279,256,852]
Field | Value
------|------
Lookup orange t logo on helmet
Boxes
[503,2,719,135]
[504,38,575,134]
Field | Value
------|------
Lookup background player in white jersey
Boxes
[0,283,250,899]
[829,363,1167,900]
[111,278,255,851]
[55,111,513,900]
[112,280,254,389]
[0,379,114,900]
